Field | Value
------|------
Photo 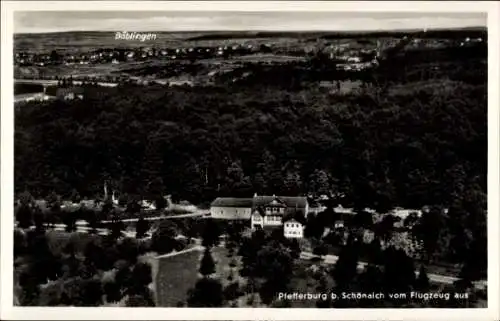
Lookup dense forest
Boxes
[15,46,486,208]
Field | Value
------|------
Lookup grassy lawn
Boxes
[155,248,202,307]
[154,244,248,307]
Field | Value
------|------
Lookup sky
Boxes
[14,11,487,34]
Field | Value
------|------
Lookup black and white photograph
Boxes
[1,1,499,320]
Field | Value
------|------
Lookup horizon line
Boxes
[14,25,487,35]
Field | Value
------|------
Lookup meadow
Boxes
[154,245,246,307]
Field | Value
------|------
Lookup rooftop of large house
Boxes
[253,195,308,209]
[211,195,308,210]
[211,197,253,208]
[283,215,307,225]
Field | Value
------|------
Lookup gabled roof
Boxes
[251,207,278,217]
[264,198,287,208]
[333,205,354,214]
[284,210,308,224]
[253,196,307,209]
[283,217,303,225]
[251,210,263,217]
[211,197,253,208]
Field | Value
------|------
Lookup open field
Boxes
[15,28,485,51]
[155,247,202,307]
[14,32,200,53]
[13,31,367,53]
[15,60,160,79]
[154,245,245,307]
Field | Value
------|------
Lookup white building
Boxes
[283,218,304,238]
[210,194,309,238]
[210,197,253,220]
[308,205,327,216]
[141,200,157,211]
[250,211,264,228]
[250,195,308,230]
[334,220,344,229]
[391,208,422,220]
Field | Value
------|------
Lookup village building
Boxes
[210,197,253,220]
[250,195,308,230]
[210,194,309,238]
[283,218,305,238]
[56,87,84,101]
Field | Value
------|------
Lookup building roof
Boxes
[211,195,308,209]
[333,205,355,214]
[283,217,303,225]
[283,212,307,225]
[253,195,307,209]
[391,209,422,219]
[211,197,253,208]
